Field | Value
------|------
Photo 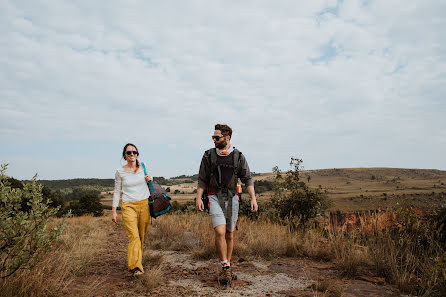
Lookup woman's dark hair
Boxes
[122,143,140,172]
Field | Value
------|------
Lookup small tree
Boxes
[271,158,331,228]
[0,164,65,278]
[70,192,103,217]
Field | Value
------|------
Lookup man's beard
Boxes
[215,140,227,149]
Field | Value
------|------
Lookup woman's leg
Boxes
[137,200,150,261]
[121,202,144,272]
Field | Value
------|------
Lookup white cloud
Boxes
[1,0,445,179]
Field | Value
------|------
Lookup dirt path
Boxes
[70,224,406,297]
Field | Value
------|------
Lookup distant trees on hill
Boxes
[36,178,114,190]
[171,174,198,181]
[254,180,273,193]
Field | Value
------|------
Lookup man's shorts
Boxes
[208,194,239,232]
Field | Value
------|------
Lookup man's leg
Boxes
[214,224,227,262]
[225,230,234,263]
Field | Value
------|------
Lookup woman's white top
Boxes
[113,165,150,207]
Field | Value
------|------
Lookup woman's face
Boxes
[124,145,138,162]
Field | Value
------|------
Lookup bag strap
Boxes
[141,162,148,176]
[141,162,155,194]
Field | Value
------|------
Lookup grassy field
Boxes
[101,168,446,212]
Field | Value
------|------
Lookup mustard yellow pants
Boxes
[121,198,150,272]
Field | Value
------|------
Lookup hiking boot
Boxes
[228,267,237,280]
[218,267,231,286]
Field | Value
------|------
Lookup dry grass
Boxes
[133,267,165,294]
[0,216,111,297]
[149,212,445,295]
[329,232,368,277]
[148,214,334,261]
[60,216,109,276]
[143,250,164,266]
[2,206,443,296]
[311,280,344,297]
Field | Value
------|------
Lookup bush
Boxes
[0,164,65,278]
[271,157,331,227]
[254,180,273,193]
[69,192,104,217]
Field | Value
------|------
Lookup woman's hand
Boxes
[112,208,118,224]
[145,174,153,182]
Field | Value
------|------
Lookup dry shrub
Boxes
[0,216,111,297]
[329,231,367,277]
[134,267,164,293]
[367,209,446,296]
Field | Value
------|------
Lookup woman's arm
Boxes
[112,171,121,224]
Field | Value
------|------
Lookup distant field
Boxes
[100,168,446,212]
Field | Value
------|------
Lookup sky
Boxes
[1,0,445,180]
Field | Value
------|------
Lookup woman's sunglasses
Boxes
[125,150,138,156]
[211,135,224,141]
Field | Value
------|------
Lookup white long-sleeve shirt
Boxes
[113,165,150,207]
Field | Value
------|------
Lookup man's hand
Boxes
[246,185,258,212]
[196,187,205,211]
[196,198,204,212]
[251,198,258,212]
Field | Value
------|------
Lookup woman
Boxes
[112,143,152,276]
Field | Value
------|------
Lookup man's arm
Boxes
[246,185,258,212]
[238,153,258,212]
[196,153,209,211]
[195,187,205,211]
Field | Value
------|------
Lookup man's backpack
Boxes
[141,162,172,218]
[201,148,241,209]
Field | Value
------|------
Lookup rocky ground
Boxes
[67,225,407,297]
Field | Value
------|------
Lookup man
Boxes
[196,124,258,285]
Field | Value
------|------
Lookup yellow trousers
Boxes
[121,198,150,272]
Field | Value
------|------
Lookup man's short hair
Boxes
[215,124,232,139]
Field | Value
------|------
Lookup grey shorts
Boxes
[208,194,239,232]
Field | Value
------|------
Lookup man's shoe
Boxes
[218,267,231,285]
[228,267,237,280]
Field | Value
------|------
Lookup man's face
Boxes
[212,130,229,149]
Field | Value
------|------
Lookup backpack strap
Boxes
[208,148,218,185]
[232,148,240,177]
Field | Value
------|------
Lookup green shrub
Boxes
[271,157,331,227]
[69,192,104,217]
[0,164,65,278]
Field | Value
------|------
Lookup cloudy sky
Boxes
[1,0,445,180]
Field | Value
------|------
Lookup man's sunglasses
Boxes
[211,135,225,141]
[125,151,138,156]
